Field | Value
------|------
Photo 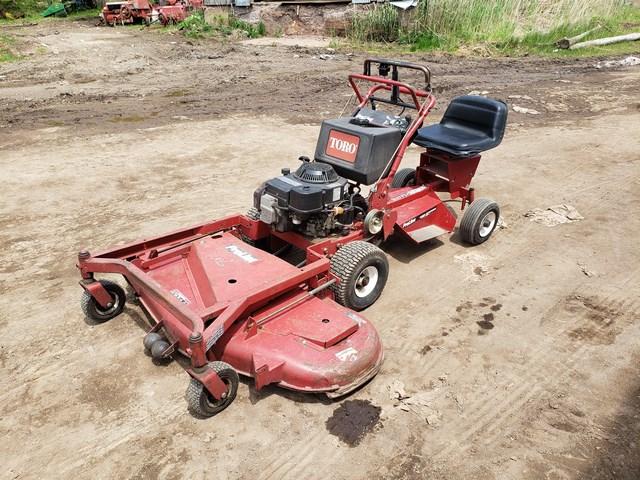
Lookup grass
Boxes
[501,5,640,55]
[0,2,100,24]
[64,7,100,20]
[347,0,640,56]
[177,11,213,38]
[178,10,265,39]
[0,0,45,18]
[352,2,400,43]
[0,33,20,62]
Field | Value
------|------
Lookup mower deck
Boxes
[140,231,383,395]
[78,216,383,404]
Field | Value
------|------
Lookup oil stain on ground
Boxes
[564,294,625,345]
[326,399,381,447]
[477,312,496,333]
[477,320,495,330]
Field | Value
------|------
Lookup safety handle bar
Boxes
[349,59,432,112]
[348,74,432,111]
[364,58,431,91]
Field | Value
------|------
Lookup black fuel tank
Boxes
[314,117,402,185]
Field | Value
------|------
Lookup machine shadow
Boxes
[244,374,377,407]
[447,228,477,248]
[579,381,640,479]
[383,235,445,264]
[245,380,332,406]
[128,306,176,367]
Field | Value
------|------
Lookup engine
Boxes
[253,161,357,237]
[252,107,408,238]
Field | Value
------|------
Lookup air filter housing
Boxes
[293,162,340,184]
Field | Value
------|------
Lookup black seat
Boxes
[413,96,507,157]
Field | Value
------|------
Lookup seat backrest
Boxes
[441,95,507,142]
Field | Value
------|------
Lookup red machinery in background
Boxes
[101,0,202,26]
[77,59,507,417]
[156,0,202,26]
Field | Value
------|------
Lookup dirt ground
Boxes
[1,20,640,480]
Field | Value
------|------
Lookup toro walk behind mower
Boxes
[77,59,507,417]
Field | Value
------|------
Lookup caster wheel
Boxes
[143,333,171,360]
[81,280,126,322]
[150,340,171,360]
[391,168,416,188]
[143,332,163,351]
[460,198,500,245]
[330,241,389,311]
[186,361,239,418]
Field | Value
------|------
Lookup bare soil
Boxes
[1,20,640,480]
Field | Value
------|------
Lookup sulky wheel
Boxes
[81,279,126,323]
[391,168,416,188]
[330,241,389,311]
[186,361,239,418]
[459,198,500,245]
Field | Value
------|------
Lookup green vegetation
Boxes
[0,33,19,62]
[228,17,266,38]
[0,0,99,23]
[177,11,213,38]
[349,0,640,56]
[178,10,265,39]
[503,6,640,55]
[352,3,400,43]
[63,6,100,20]
[0,0,45,18]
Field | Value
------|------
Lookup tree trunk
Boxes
[556,25,601,49]
[570,32,640,50]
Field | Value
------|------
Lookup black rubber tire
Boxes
[186,361,239,418]
[391,168,416,188]
[80,280,126,323]
[330,241,389,311]
[459,198,500,245]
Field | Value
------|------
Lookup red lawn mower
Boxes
[77,59,507,417]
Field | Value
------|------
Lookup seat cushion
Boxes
[413,95,508,156]
[413,124,496,156]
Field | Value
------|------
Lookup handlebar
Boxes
[349,58,433,112]
[363,58,431,91]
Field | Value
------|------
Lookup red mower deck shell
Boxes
[136,232,383,395]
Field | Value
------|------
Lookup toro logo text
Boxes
[326,130,360,163]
